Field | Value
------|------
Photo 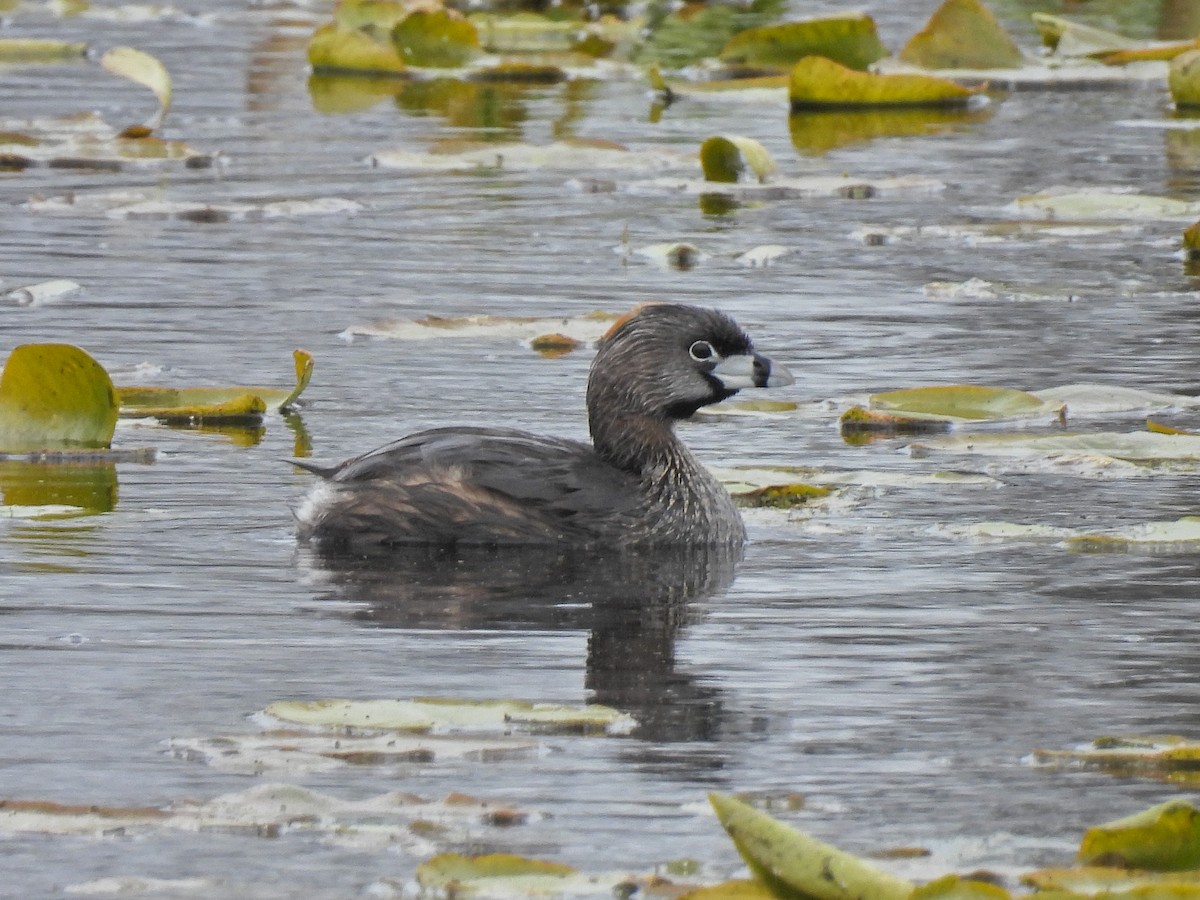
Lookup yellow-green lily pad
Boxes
[308,22,408,76]
[699,135,775,183]
[1184,221,1200,257]
[870,385,1058,421]
[709,793,914,900]
[1033,736,1200,786]
[718,14,887,72]
[117,349,313,418]
[1171,50,1200,108]
[898,0,1022,70]
[1079,800,1200,871]
[392,9,480,68]
[1032,14,1137,57]
[0,344,117,453]
[0,38,88,63]
[733,482,833,509]
[333,0,409,32]
[912,874,1013,900]
[1024,865,1200,894]
[263,697,636,736]
[99,46,171,133]
[416,854,577,893]
[789,55,984,110]
[681,881,781,900]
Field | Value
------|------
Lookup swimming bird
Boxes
[294,304,793,550]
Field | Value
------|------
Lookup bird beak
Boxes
[710,352,794,390]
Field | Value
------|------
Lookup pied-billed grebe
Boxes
[295,304,793,549]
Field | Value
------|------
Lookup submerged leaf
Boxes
[392,9,480,68]
[699,135,775,183]
[719,14,886,72]
[898,0,1023,70]
[789,55,984,110]
[100,46,172,132]
[1079,800,1200,871]
[709,793,914,900]
[0,344,117,453]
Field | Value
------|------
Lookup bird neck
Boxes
[589,405,697,480]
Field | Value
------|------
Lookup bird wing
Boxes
[301,427,643,547]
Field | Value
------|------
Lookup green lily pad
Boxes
[308,22,408,76]
[1033,736,1200,786]
[263,697,636,736]
[1011,190,1200,221]
[1032,14,1138,57]
[699,135,775,184]
[1079,800,1200,871]
[333,0,409,31]
[117,349,313,419]
[709,793,915,900]
[392,9,480,68]
[733,482,833,509]
[870,385,1057,421]
[912,874,1013,900]
[718,14,887,72]
[0,38,88,63]
[1025,865,1200,894]
[1171,50,1200,108]
[898,0,1023,70]
[681,880,780,899]
[789,55,984,110]
[100,46,171,133]
[0,344,117,453]
[633,0,786,70]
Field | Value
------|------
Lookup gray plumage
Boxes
[294,304,793,550]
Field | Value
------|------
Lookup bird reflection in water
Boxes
[299,542,740,745]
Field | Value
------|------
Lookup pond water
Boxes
[4,1,1200,896]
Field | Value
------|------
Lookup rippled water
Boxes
[4,1,1200,896]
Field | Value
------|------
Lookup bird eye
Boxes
[689,340,715,362]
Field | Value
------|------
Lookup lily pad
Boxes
[912,431,1200,465]
[789,55,985,110]
[392,9,480,68]
[1033,736,1200,786]
[1024,865,1200,894]
[633,0,786,70]
[898,0,1023,70]
[1009,189,1200,222]
[99,46,171,133]
[339,312,617,343]
[718,14,887,72]
[681,881,781,899]
[699,135,775,184]
[1079,800,1200,871]
[117,349,313,418]
[709,793,914,900]
[0,38,88,63]
[1171,50,1200,108]
[869,385,1061,422]
[262,697,636,736]
[0,344,117,453]
[733,482,833,509]
[416,853,577,892]
[307,21,408,76]
[1032,14,1138,57]
[912,874,1013,900]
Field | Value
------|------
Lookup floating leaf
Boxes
[1010,190,1200,221]
[127,393,267,426]
[333,0,409,32]
[789,55,984,110]
[1033,384,1200,418]
[392,9,480,68]
[416,854,576,892]
[1033,736,1200,786]
[840,405,954,438]
[681,880,780,899]
[912,875,1013,900]
[898,0,1022,70]
[633,0,785,70]
[709,793,914,900]
[1185,221,1200,257]
[733,482,833,509]
[528,333,581,357]
[0,344,117,453]
[1104,39,1200,66]
[0,38,88,63]
[467,62,567,84]
[308,22,408,75]
[1032,14,1138,57]
[1079,800,1200,871]
[469,12,587,54]
[341,312,617,343]
[117,349,312,417]
[871,385,1058,421]
[1024,865,1200,894]
[699,135,775,183]
[1171,50,1200,109]
[100,46,172,133]
[1,279,82,307]
[263,697,636,736]
[718,14,886,72]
